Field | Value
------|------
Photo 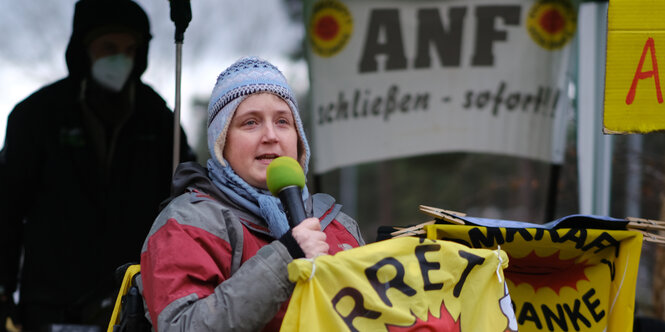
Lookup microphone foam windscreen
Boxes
[266,156,306,196]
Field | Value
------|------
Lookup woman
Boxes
[140,57,365,331]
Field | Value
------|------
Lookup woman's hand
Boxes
[291,218,328,259]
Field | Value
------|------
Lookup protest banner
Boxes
[282,237,517,331]
[305,0,577,172]
[426,223,643,331]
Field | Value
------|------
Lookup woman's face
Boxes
[224,93,299,189]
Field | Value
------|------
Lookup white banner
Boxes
[305,0,576,173]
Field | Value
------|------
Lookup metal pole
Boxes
[172,42,183,175]
[169,0,191,175]
[577,2,612,216]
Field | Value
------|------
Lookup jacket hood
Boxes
[65,0,151,80]
[170,162,217,201]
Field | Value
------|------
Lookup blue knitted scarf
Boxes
[207,158,309,238]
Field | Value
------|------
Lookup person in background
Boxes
[139,56,365,331]
[0,0,196,329]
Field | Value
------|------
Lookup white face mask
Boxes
[90,54,134,92]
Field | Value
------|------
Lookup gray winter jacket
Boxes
[139,162,364,331]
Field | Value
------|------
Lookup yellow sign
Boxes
[282,237,517,331]
[605,0,665,133]
[426,225,643,332]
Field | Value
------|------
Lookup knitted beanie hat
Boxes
[207,56,310,174]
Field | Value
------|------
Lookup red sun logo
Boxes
[526,0,576,50]
[308,0,353,57]
[504,250,592,295]
[314,15,339,41]
[385,302,460,332]
[539,8,565,35]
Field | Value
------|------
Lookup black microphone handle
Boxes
[169,0,192,43]
[277,185,307,228]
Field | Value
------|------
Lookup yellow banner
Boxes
[282,237,516,331]
[426,225,643,332]
[605,0,665,133]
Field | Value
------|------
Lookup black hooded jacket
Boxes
[0,0,195,326]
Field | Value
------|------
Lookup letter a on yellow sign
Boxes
[605,0,665,133]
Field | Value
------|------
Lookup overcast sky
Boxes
[0,0,309,147]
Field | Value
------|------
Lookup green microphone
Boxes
[266,156,307,227]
